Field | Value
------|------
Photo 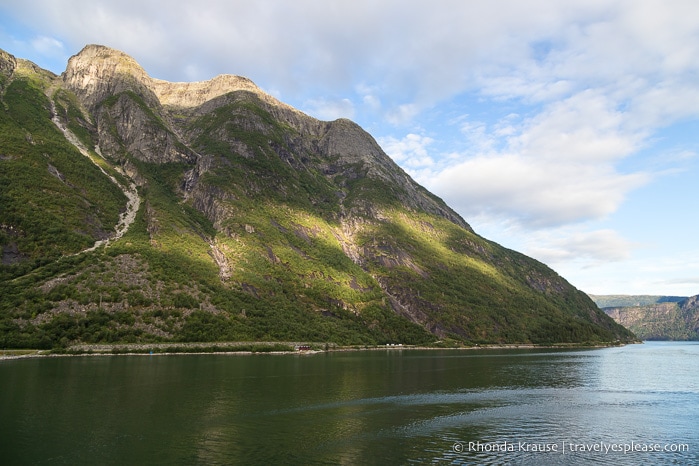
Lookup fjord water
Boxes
[1,342,697,465]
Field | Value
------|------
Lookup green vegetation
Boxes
[0,72,126,278]
[589,294,687,308]
[0,348,43,357]
[0,49,636,350]
[53,342,298,355]
[603,299,698,341]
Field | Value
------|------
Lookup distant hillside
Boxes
[0,45,635,349]
[600,295,699,340]
[589,295,686,309]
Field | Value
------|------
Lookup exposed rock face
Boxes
[62,45,193,163]
[0,44,636,346]
[63,46,269,110]
[96,92,195,164]
[61,45,468,228]
[62,44,157,110]
[0,49,16,78]
[152,74,265,109]
[604,295,699,340]
[318,118,469,228]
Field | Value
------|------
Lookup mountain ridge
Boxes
[60,45,468,226]
[0,45,635,348]
[593,294,699,340]
[589,294,687,308]
[64,44,287,110]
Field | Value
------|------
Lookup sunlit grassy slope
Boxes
[0,52,636,349]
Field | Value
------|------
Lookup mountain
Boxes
[597,295,699,340]
[0,45,635,349]
[589,294,686,308]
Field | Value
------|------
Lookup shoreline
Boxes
[0,340,635,361]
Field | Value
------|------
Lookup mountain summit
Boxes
[0,45,634,348]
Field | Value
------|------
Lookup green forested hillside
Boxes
[0,61,126,276]
[589,295,686,309]
[0,46,636,349]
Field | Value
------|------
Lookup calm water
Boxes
[1,342,698,465]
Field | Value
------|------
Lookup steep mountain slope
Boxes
[602,295,699,340]
[0,45,635,348]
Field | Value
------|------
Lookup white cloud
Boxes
[385,104,420,126]
[379,133,435,170]
[628,82,699,129]
[459,121,495,153]
[512,90,643,163]
[29,35,64,56]
[0,2,599,106]
[422,89,652,228]
[4,0,699,293]
[662,277,699,287]
[525,229,635,266]
[301,97,355,121]
[357,84,382,113]
[426,151,649,228]
[6,1,699,130]
[559,248,699,296]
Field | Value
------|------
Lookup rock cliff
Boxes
[0,49,16,78]
[604,295,699,340]
[0,44,635,348]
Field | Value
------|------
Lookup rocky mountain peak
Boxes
[152,74,261,109]
[0,48,17,78]
[57,45,469,225]
[62,44,294,114]
[62,44,155,110]
[0,44,637,347]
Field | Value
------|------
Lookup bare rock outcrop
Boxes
[0,49,17,78]
[62,44,158,111]
[62,45,195,163]
[152,74,262,109]
[604,295,699,340]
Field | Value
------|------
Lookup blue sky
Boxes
[2,0,699,296]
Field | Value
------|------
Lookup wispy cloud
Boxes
[412,90,652,229]
[525,229,636,266]
[29,35,64,56]
[379,134,435,170]
[3,0,699,294]
[301,97,355,121]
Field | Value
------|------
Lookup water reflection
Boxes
[1,343,698,465]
